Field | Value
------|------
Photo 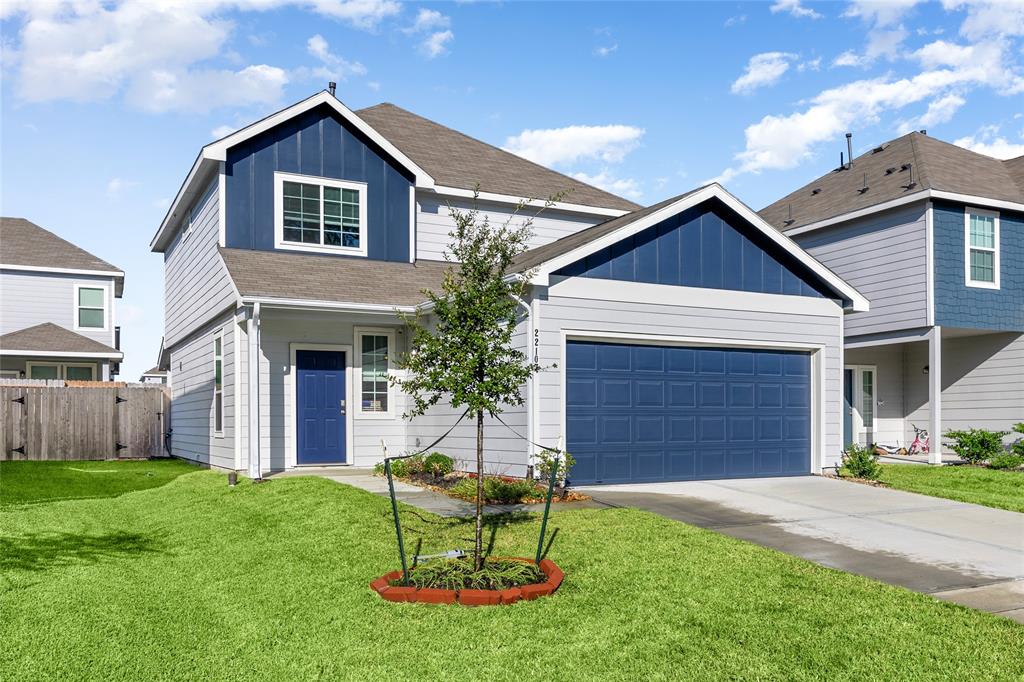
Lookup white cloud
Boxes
[954,125,1024,159]
[725,14,747,27]
[106,177,139,196]
[594,44,618,57]
[367,80,381,91]
[307,33,367,81]
[832,50,863,67]
[404,8,450,33]
[835,1,919,67]
[944,0,1024,41]
[842,0,921,27]
[420,30,454,58]
[919,92,966,126]
[211,124,237,138]
[770,0,823,20]
[572,171,643,200]
[0,1,389,112]
[797,57,821,72]
[503,124,645,167]
[731,52,797,94]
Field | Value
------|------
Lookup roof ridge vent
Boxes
[871,144,888,154]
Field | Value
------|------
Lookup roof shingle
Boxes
[0,217,121,273]
[759,132,1024,231]
[356,103,640,212]
[0,323,120,356]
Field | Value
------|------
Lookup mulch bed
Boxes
[370,558,564,606]
[391,472,591,504]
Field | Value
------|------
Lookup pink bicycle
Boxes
[875,424,929,456]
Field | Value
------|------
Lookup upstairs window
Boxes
[274,172,366,256]
[75,285,107,330]
[213,331,224,436]
[965,208,999,289]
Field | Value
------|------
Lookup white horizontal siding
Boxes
[416,194,603,262]
[164,175,236,348]
[0,270,116,347]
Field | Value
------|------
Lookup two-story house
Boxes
[761,132,1023,463]
[0,217,124,381]
[153,89,866,484]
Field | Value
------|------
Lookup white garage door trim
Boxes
[559,328,827,476]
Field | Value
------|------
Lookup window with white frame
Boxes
[25,362,96,380]
[75,285,107,330]
[213,331,224,435]
[275,172,367,255]
[64,364,96,381]
[27,363,60,380]
[965,208,999,288]
[356,328,394,417]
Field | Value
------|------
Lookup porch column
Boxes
[928,326,942,465]
[247,302,262,479]
[101,361,111,381]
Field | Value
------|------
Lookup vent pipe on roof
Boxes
[328,81,337,97]
[846,133,853,170]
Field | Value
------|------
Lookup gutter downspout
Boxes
[247,302,262,480]
[510,278,537,478]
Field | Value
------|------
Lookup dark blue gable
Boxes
[224,103,413,262]
[556,201,833,299]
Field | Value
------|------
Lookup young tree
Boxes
[397,194,546,570]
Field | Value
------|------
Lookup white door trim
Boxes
[287,342,354,468]
[845,364,878,446]
[559,329,827,475]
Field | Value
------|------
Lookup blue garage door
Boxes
[566,341,811,484]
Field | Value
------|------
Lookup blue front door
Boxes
[566,341,812,484]
[296,350,347,465]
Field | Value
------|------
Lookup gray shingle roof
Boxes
[512,187,708,273]
[0,217,121,272]
[759,132,1024,231]
[219,247,451,307]
[0,323,120,356]
[356,103,640,212]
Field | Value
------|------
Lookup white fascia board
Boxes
[429,185,631,218]
[549,276,843,317]
[534,183,870,312]
[204,91,435,189]
[0,349,124,359]
[782,189,1024,238]
[240,296,416,314]
[0,264,124,278]
[150,154,213,251]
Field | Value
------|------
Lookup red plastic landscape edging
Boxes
[369,558,564,606]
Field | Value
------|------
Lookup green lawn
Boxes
[878,464,1024,513]
[1,464,1021,681]
[0,459,200,507]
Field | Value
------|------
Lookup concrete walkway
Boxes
[577,476,1024,623]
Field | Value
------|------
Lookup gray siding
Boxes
[536,284,846,471]
[795,202,928,337]
[164,176,237,348]
[168,312,236,469]
[0,270,116,347]
[416,194,604,262]
[844,345,908,446]
[904,332,1024,443]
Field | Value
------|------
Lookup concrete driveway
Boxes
[579,476,1024,623]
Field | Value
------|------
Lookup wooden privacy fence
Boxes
[0,380,171,461]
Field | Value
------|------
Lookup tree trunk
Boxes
[474,410,485,571]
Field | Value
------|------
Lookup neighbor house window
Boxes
[965,208,999,288]
[274,172,366,255]
[64,364,95,381]
[356,328,394,417]
[213,332,224,435]
[27,363,60,380]
[75,285,107,330]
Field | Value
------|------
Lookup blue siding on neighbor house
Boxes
[556,203,833,299]
[933,201,1024,331]
[224,103,413,262]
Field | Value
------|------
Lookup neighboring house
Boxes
[140,367,169,385]
[761,132,1024,463]
[0,217,124,381]
[152,89,865,484]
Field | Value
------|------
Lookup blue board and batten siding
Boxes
[556,203,837,301]
[224,104,413,262]
[933,202,1024,331]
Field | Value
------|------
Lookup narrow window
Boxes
[965,209,999,288]
[861,369,874,436]
[358,330,391,415]
[65,365,95,381]
[276,173,365,254]
[213,333,223,435]
[77,287,106,329]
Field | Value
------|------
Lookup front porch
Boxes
[844,326,1024,463]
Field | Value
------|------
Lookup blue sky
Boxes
[2,0,1023,380]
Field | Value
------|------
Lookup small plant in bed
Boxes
[839,444,882,480]
[944,428,1008,465]
[449,476,539,504]
[392,558,544,591]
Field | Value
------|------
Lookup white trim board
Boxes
[429,185,629,218]
[287,342,355,469]
[73,282,111,333]
[240,296,415,314]
[0,349,123,359]
[0,264,124,278]
[531,183,870,312]
[272,171,369,257]
[963,206,1000,290]
[353,326,397,420]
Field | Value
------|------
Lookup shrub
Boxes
[388,458,412,479]
[373,462,385,476]
[392,557,543,591]
[449,476,540,504]
[944,429,1008,464]
[405,454,425,476]
[1012,423,1024,458]
[840,444,882,480]
[536,449,576,484]
[987,454,1024,471]
[423,452,454,477]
